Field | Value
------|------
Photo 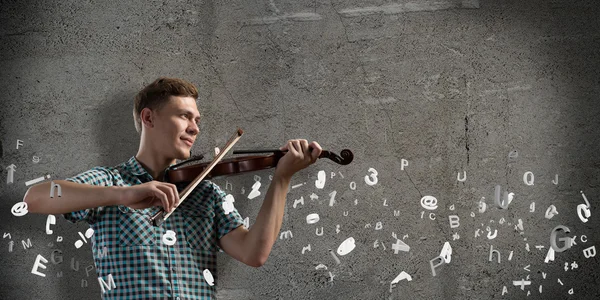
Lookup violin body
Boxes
[166,153,284,183]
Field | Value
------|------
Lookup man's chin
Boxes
[178,149,192,160]
[167,151,187,162]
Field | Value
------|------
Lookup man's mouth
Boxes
[181,138,193,147]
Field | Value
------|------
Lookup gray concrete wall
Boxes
[1,0,599,299]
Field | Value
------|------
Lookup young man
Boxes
[23,77,322,299]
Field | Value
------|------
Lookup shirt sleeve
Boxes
[62,166,114,224]
[210,181,245,251]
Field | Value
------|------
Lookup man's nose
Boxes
[188,122,199,135]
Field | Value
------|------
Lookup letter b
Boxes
[449,215,460,228]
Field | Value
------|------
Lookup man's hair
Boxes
[133,77,199,134]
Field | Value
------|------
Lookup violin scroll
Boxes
[320,149,353,165]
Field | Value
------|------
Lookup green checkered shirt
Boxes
[63,156,245,300]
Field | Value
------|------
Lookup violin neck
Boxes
[233,147,317,155]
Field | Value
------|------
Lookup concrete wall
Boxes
[1,0,599,299]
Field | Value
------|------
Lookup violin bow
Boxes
[233,148,353,165]
[150,128,244,226]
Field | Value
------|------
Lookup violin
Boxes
[150,128,353,226]
[164,147,354,184]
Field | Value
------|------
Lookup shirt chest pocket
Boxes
[118,205,155,246]
[183,206,215,251]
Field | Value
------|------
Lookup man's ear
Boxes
[141,108,155,129]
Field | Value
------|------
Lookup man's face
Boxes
[149,95,201,160]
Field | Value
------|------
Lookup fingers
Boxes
[309,141,322,162]
[286,140,299,156]
[284,139,320,163]
[166,183,179,210]
[155,182,179,212]
[153,185,170,212]
[299,139,309,160]
[283,139,305,152]
[299,139,309,152]
[292,140,301,153]
[172,184,180,207]
[280,139,296,152]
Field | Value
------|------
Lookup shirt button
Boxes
[171,267,176,271]
[176,297,180,300]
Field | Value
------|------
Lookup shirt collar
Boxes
[124,156,179,178]
[125,156,148,176]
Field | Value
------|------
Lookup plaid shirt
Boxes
[62,156,245,300]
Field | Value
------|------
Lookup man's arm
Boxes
[218,174,291,267]
[23,180,123,215]
[218,139,321,267]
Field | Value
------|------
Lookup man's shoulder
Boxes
[73,157,130,175]
[108,156,140,177]
[76,158,134,183]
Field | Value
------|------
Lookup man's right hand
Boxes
[119,181,180,212]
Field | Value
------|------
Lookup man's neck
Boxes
[135,150,177,181]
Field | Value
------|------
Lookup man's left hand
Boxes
[274,139,322,180]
